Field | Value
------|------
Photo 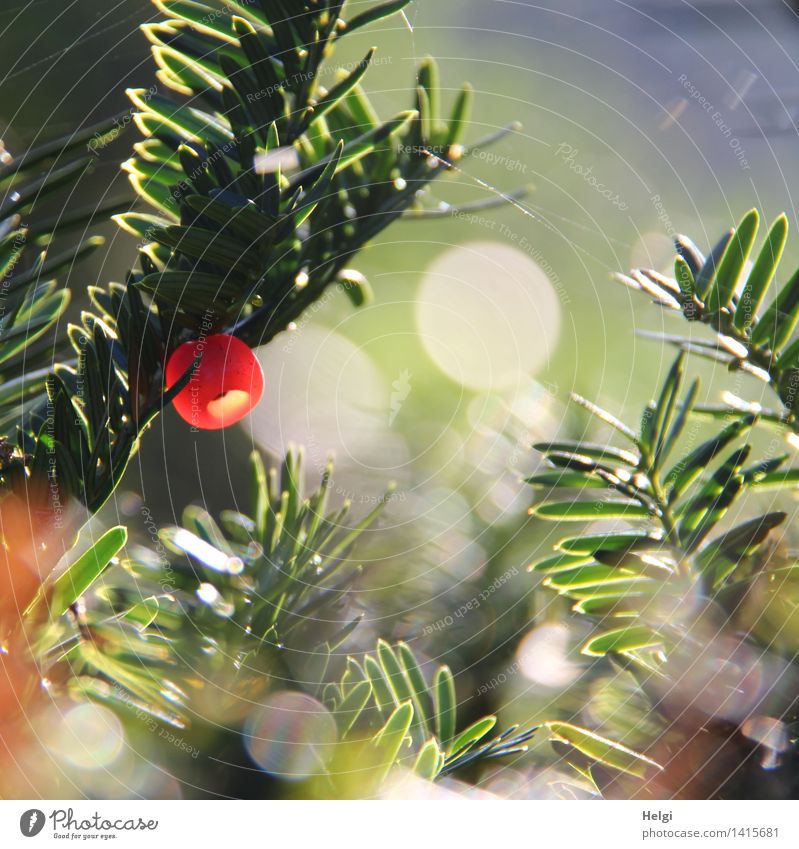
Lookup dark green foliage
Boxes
[121,0,469,341]
[0,117,125,495]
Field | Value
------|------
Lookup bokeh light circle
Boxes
[416,241,562,390]
[244,691,338,781]
[517,623,582,689]
[45,704,125,771]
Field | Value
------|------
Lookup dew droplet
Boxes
[160,687,182,704]
[170,528,241,574]
[197,582,235,617]
[197,582,220,605]
[226,556,245,575]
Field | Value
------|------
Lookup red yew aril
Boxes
[165,334,264,430]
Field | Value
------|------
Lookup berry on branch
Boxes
[165,334,264,430]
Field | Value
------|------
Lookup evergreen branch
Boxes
[324,639,536,784]
[3,0,510,517]
[530,354,794,663]
[619,209,799,427]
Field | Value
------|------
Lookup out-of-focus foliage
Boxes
[17,449,532,796]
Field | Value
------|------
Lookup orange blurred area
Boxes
[0,494,81,794]
[0,494,78,622]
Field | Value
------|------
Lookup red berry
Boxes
[165,334,264,430]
